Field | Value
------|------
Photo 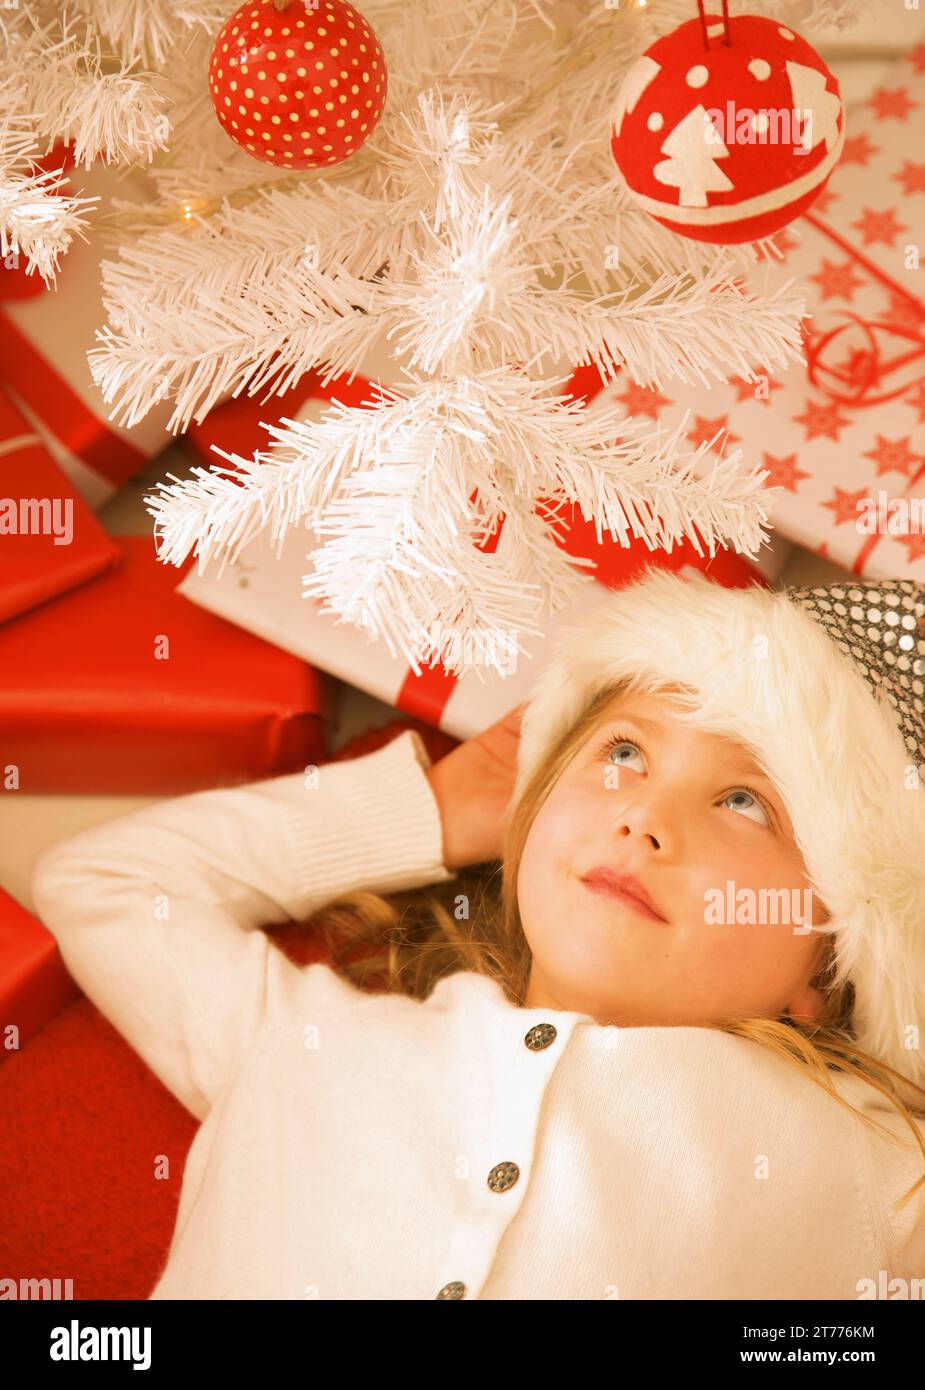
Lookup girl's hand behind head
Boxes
[425,702,526,870]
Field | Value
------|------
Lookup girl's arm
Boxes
[30,730,455,1121]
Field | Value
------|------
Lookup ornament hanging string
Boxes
[696,0,731,49]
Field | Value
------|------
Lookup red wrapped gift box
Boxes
[0,887,80,1057]
[0,535,335,794]
[0,382,122,624]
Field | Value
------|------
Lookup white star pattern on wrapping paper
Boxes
[760,452,812,492]
[821,486,868,525]
[792,399,853,442]
[850,207,909,247]
[840,132,878,165]
[893,160,925,196]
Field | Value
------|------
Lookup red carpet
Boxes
[0,718,457,1299]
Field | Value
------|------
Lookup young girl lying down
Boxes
[31,569,925,1300]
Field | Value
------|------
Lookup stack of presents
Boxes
[0,38,923,1265]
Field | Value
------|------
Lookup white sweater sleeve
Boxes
[882,1115,925,1284]
[29,729,456,1121]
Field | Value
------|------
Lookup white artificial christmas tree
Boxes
[0,0,872,675]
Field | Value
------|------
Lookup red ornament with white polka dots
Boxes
[610,8,844,243]
[209,0,387,169]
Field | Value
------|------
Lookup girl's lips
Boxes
[580,875,666,922]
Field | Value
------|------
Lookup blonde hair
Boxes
[284,681,925,1252]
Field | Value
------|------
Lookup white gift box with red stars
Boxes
[588,38,925,580]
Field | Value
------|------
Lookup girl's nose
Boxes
[612,786,679,852]
[617,821,662,850]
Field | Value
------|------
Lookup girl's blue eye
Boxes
[599,732,773,829]
[601,737,646,773]
[721,788,771,828]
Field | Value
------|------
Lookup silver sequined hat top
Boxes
[785,578,925,772]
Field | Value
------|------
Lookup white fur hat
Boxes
[513,567,925,1089]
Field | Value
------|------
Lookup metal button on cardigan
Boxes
[484,1026,559,1191]
[435,1021,556,1298]
[487,1160,519,1193]
[524,1022,557,1051]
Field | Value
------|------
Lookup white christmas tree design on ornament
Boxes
[654,105,734,206]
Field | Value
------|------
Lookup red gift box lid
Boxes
[0,534,335,794]
[0,886,80,1056]
[0,384,122,624]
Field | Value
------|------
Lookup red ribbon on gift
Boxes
[803,210,925,410]
[0,315,149,488]
[801,209,925,576]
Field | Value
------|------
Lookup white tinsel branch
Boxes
[143,368,775,675]
[89,248,388,431]
[0,6,171,169]
[0,117,98,283]
[88,87,808,431]
[70,0,229,71]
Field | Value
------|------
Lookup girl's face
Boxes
[517,687,829,1027]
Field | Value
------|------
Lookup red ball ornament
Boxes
[209,0,387,169]
[610,9,844,243]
